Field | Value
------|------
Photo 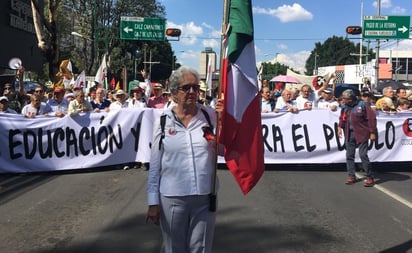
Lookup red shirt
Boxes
[148,96,168,109]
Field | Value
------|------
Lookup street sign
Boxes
[120,17,166,41]
[363,15,410,39]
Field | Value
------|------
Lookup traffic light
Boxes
[166,28,181,37]
[346,26,362,35]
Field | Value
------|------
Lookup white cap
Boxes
[64,93,75,99]
[0,96,8,102]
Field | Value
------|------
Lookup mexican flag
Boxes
[219,0,265,195]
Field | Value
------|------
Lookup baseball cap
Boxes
[64,93,75,99]
[54,87,65,93]
[361,90,371,97]
[153,83,163,89]
[0,96,8,102]
[132,86,143,92]
[323,88,333,94]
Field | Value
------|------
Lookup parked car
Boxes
[14,81,48,94]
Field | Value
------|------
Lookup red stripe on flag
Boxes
[221,58,228,95]
[220,94,264,194]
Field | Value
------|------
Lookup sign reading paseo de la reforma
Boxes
[120,16,166,41]
[363,15,411,39]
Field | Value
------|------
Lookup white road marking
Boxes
[356,172,412,209]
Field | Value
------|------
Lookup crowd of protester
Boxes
[0,68,222,170]
[260,74,412,114]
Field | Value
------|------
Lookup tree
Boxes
[305,36,375,75]
[260,61,301,81]
[31,0,172,83]
[31,0,62,82]
[90,0,169,82]
[260,62,288,81]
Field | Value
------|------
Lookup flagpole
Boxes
[209,0,230,212]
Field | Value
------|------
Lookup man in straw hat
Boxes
[198,80,213,106]
[109,89,129,111]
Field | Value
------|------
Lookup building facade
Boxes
[316,49,412,90]
[0,0,44,84]
[379,50,412,83]
[199,47,217,80]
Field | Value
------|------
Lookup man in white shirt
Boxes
[109,89,129,111]
[274,89,297,113]
[317,88,339,111]
[296,84,318,110]
[128,86,147,108]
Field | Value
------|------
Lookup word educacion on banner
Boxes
[262,121,396,153]
[8,120,141,160]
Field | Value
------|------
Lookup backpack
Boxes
[158,108,213,150]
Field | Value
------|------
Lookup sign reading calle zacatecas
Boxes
[120,16,166,41]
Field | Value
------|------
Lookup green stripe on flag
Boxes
[227,0,254,63]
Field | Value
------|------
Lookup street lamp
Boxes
[71,31,93,41]
[134,50,142,79]
[263,52,279,63]
[71,31,94,73]
[172,51,185,70]
[143,50,160,78]
[395,65,402,82]
[313,53,319,75]
[274,52,279,62]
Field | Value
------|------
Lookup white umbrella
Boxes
[270,75,301,83]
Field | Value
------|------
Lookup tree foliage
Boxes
[32,0,173,83]
[304,36,375,75]
[260,62,300,82]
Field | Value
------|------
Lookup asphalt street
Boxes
[0,164,411,253]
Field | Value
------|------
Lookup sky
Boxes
[160,0,412,73]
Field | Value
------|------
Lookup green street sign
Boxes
[363,15,410,39]
[120,17,166,41]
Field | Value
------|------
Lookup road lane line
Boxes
[374,184,412,209]
[356,173,412,209]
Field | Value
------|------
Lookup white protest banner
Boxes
[0,108,157,173]
[261,109,412,163]
[1,108,411,173]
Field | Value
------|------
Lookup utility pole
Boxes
[143,50,160,78]
[313,53,319,75]
[374,0,381,91]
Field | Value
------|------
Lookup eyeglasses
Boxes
[177,84,200,93]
